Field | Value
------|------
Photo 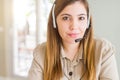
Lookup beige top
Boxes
[28,38,119,80]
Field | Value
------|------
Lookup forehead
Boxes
[59,1,87,15]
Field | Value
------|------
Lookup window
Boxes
[13,0,36,77]
[13,0,53,77]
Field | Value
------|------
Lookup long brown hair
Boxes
[44,0,96,80]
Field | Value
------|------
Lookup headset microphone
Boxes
[75,38,82,42]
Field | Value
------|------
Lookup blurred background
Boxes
[0,0,120,80]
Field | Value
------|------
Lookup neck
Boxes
[63,43,79,51]
[62,42,80,61]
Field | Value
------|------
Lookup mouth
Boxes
[68,33,79,38]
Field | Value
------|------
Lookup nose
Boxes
[70,19,79,30]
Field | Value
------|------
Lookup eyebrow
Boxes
[60,13,87,17]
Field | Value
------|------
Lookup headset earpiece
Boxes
[87,11,90,28]
[52,3,56,28]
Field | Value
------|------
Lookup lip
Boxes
[68,33,79,38]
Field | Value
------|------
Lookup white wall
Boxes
[89,0,120,77]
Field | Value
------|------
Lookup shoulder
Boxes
[33,42,46,56]
[94,37,115,53]
[94,37,113,48]
[94,38,119,80]
[94,37,115,63]
[33,42,46,68]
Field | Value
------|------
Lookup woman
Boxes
[28,0,119,80]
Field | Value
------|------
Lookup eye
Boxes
[62,16,70,21]
[79,17,85,20]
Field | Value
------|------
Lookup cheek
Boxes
[57,24,69,39]
[79,23,88,37]
[57,26,66,36]
[80,23,87,32]
[57,20,68,33]
[81,20,88,28]
[57,29,65,40]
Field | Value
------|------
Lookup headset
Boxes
[52,2,91,42]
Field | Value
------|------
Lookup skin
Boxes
[56,1,87,60]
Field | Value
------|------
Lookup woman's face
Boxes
[56,1,88,44]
